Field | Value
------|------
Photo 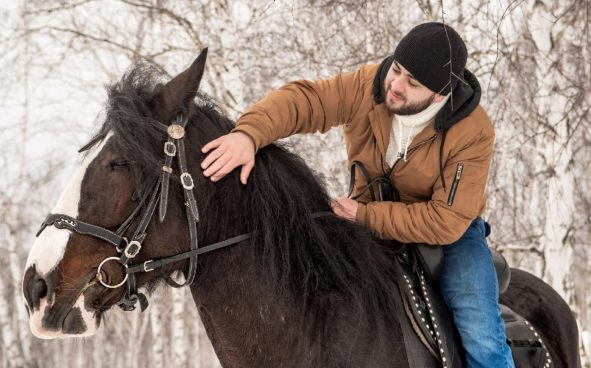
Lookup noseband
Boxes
[36,113,333,312]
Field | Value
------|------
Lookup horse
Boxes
[22,49,580,367]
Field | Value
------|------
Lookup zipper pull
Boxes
[455,163,464,179]
[447,163,464,206]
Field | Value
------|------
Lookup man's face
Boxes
[383,61,444,115]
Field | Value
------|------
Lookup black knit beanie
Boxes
[394,22,467,95]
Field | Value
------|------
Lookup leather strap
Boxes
[163,201,199,288]
[116,187,152,237]
[118,178,161,264]
[159,137,175,222]
[177,135,199,221]
[348,160,376,201]
[125,211,335,275]
[37,214,126,249]
[348,160,400,202]
[126,233,252,274]
[118,178,162,310]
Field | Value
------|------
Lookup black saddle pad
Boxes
[393,251,464,368]
[393,249,552,368]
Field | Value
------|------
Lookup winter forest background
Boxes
[0,0,589,367]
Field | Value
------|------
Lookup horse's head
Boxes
[22,49,211,339]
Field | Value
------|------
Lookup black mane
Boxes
[86,62,400,331]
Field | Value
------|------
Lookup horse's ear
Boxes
[152,47,208,121]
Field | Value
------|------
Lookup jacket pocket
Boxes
[447,163,464,206]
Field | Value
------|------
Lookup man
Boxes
[201,22,515,367]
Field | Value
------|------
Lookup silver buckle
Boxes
[180,172,194,190]
[164,141,177,157]
[124,240,142,258]
[143,260,154,272]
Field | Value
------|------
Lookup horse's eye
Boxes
[107,158,130,171]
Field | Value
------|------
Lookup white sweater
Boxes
[385,94,450,167]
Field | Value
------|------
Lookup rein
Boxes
[36,113,334,312]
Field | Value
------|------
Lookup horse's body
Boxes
[22,50,580,367]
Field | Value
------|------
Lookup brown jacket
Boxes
[231,64,494,245]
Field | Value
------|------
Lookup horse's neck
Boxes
[188,248,308,367]
[187,245,408,368]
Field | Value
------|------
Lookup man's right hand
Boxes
[201,132,255,185]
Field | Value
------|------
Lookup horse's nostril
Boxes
[23,266,52,312]
[33,278,48,300]
[27,275,49,311]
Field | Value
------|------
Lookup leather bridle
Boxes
[36,113,333,312]
[36,113,239,311]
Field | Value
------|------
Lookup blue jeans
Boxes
[437,218,515,368]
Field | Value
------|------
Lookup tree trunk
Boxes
[527,0,577,310]
[171,287,187,368]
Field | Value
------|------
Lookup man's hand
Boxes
[201,132,255,184]
[331,197,358,221]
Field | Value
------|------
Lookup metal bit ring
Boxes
[96,257,128,289]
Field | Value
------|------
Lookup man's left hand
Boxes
[331,197,358,221]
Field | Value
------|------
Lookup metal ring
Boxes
[96,257,128,289]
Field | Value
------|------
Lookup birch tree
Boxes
[149,294,165,367]
[0,226,26,368]
[171,287,188,368]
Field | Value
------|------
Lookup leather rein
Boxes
[36,113,332,312]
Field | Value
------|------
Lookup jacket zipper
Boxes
[386,134,438,176]
[447,163,464,206]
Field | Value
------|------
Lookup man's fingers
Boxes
[201,133,256,183]
[203,153,232,178]
[201,146,226,170]
[330,197,357,220]
[330,198,349,219]
[330,199,340,212]
[211,159,239,182]
[240,160,255,185]
[201,136,223,154]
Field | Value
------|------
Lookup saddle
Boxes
[348,162,552,367]
[396,246,552,368]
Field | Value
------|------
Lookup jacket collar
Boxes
[434,68,481,132]
[368,102,393,157]
[369,102,438,158]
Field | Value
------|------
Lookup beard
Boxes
[384,84,437,115]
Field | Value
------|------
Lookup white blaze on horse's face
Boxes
[25,131,113,339]
[26,132,113,274]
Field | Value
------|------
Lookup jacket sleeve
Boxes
[231,67,371,151]
[355,118,495,245]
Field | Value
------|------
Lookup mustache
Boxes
[386,84,406,101]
